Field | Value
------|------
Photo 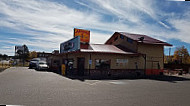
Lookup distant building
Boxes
[37,52,52,61]
[52,50,59,55]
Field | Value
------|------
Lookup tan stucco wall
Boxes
[52,43,164,70]
[137,44,164,69]
[48,55,62,65]
[65,53,143,70]
[66,53,89,69]
[90,53,144,69]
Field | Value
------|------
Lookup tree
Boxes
[2,54,8,60]
[173,46,190,64]
[0,54,8,60]
[164,55,173,64]
[29,51,37,60]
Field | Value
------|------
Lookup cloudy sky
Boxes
[0,0,190,56]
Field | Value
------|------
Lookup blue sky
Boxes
[0,0,190,56]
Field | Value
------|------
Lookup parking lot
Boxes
[0,67,190,106]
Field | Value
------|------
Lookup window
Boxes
[39,61,47,65]
[95,59,110,69]
[116,59,128,66]
[127,37,133,44]
[120,35,124,39]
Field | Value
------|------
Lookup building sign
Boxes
[15,46,23,56]
[15,46,24,51]
[60,36,80,53]
[15,45,29,56]
[89,60,92,65]
[116,59,128,63]
[116,59,128,66]
[74,28,90,43]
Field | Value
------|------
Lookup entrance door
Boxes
[77,57,85,76]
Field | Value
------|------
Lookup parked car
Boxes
[36,61,49,71]
[29,58,40,69]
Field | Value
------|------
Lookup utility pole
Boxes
[169,48,171,57]
[169,48,171,62]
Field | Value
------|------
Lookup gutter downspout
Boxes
[142,54,146,76]
[89,53,91,76]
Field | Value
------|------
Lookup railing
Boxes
[163,69,188,75]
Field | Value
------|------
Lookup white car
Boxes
[36,61,49,71]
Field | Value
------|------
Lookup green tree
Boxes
[0,54,8,60]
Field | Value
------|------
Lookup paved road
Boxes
[0,67,190,106]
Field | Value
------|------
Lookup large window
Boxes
[127,37,133,44]
[95,59,111,69]
[120,35,124,39]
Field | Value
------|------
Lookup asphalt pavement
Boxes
[0,67,190,106]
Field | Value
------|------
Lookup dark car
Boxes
[29,58,40,69]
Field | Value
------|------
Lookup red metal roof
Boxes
[80,44,137,55]
[117,32,172,46]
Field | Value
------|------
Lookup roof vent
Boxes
[138,37,144,42]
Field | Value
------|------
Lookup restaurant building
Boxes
[48,29,172,77]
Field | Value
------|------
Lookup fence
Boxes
[164,63,190,74]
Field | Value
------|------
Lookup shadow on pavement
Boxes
[28,67,50,72]
[40,69,190,83]
[146,75,190,83]
[0,68,7,73]
[66,75,190,83]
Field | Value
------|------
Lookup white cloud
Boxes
[79,0,171,28]
[158,21,171,29]
[0,46,15,55]
[90,32,112,44]
[168,18,190,43]
[168,0,185,1]
[0,0,190,56]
